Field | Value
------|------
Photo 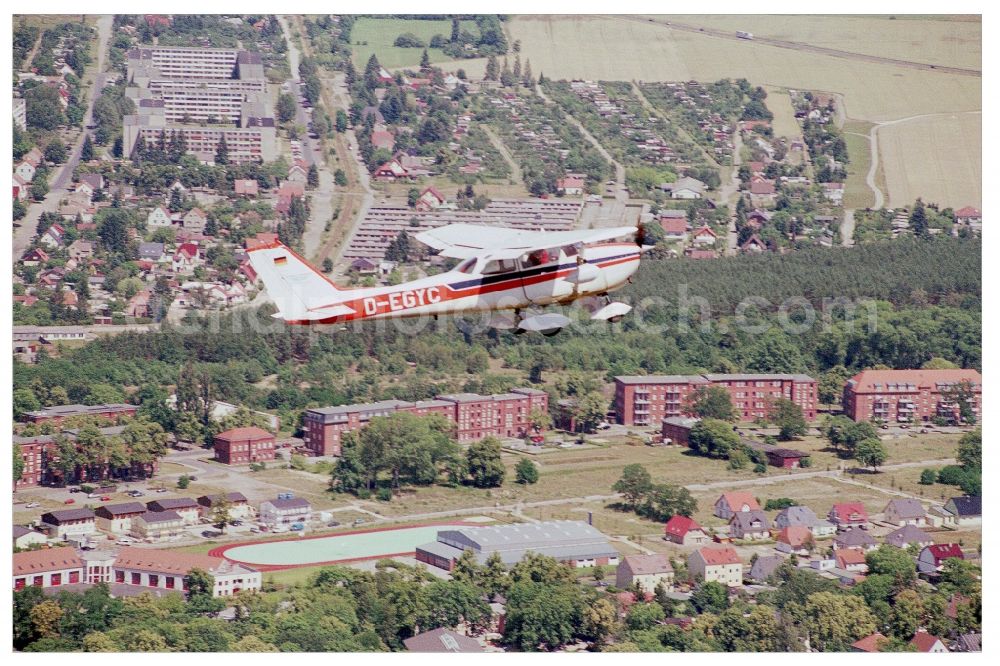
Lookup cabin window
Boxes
[455,258,476,274]
[524,249,554,267]
[482,259,518,274]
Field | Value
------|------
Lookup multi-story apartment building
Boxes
[123,46,275,164]
[614,374,817,426]
[843,368,982,424]
[302,388,549,456]
[123,112,277,164]
[14,96,27,131]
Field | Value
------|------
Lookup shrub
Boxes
[753,462,768,474]
[799,456,812,468]
[376,487,392,502]
[355,488,372,500]
[177,475,190,489]
[937,465,966,486]
[919,468,937,485]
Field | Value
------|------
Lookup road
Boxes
[606,15,981,78]
[277,16,338,261]
[283,15,372,269]
[13,15,113,265]
[481,125,522,183]
[841,209,856,246]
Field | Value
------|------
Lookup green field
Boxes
[843,123,876,209]
[351,17,479,70]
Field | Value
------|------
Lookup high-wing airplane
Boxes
[247,224,650,335]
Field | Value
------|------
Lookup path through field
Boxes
[480,125,522,184]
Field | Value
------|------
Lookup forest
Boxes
[13,237,981,438]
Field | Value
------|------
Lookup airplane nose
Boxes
[638,245,658,253]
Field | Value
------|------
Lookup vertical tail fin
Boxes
[246,241,353,322]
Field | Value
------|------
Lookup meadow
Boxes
[350,17,479,70]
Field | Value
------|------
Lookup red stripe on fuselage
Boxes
[287,253,640,325]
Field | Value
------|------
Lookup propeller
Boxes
[635,222,646,247]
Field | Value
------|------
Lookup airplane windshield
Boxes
[456,258,476,274]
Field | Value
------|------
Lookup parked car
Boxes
[201,530,222,538]
[68,487,81,493]
[100,496,111,501]
[229,520,243,527]
[353,518,366,526]
[64,498,76,504]
[327,521,341,528]
[155,488,168,493]
[25,502,40,508]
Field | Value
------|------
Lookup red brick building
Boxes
[843,368,982,424]
[615,374,817,426]
[15,427,160,487]
[213,427,275,465]
[302,389,549,456]
[22,403,137,424]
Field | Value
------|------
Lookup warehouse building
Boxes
[415,520,619,571]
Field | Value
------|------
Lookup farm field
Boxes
[878,111,982,208]
[649,15,982,71]
[486,15,980,211]
[350,17,478,69]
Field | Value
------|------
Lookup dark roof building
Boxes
[403,628,483,653]
[146,498,199,512]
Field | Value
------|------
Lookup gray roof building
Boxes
[146,498,198,512]
[748,554,786,583]
[885,524,934,549]
[403,628,483,653]
[417,520,619,567]
[775,505,819,528]
[834,527,877,550]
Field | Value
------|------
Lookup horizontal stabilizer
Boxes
[247,241,353,322]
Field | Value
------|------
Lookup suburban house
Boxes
[883,499,927,527]
[556,175,585,196]
[663,515,710,546]
[662,176,705,199]
[714,492,762,520]
[852,633,889,653]
[146,498,200,525]
[39,508,96,540]
[615,554,674,593]
[729,510,771,541]
[885,524,934,550]
[234,179,259,197]
[910,632,948,653]
[147,206,173,227]
[691,225,718,246]
[776,526,814,555]
[414,186,447,211]
[172,243,200,273]
[138,242,167,262]
[13,526,49,550]
[15,160,36,183]
[774,505,836,538]
[942,496,982,527]
[917,543,964,575]
[40,224,66,248]
[182,208,208,232]
[94,502,147,535]
[198,493,252,520]
[748,554,785,583]
[828,502,870,530]
[13,547,84,590]
[132,511,186,540]
[833,527,878,552]
[954,206,981,227]
[835,549,868,572]
[259,496,312,527]
[688,546,743,587]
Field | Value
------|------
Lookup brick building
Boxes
[842,368,982,424]
[213,426,276,465]
[13,547,84,589]
[302,388,548,456]
[14,425,159,488]
[614,374,816,426]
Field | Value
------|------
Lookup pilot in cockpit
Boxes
[525,249,551,267]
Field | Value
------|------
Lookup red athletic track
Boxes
[207,520,470,571]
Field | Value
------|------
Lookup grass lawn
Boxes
[843,123,876,209]
[849,464,962,504]
[763,86,802,140]
[250,468,347,511]
[769,432,960,471]
[351,17,479,70]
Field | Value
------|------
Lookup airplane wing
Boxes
[413,224,638,259]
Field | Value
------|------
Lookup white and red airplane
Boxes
[247,224,649,335]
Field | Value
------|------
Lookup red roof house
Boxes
[664,515,710,546]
